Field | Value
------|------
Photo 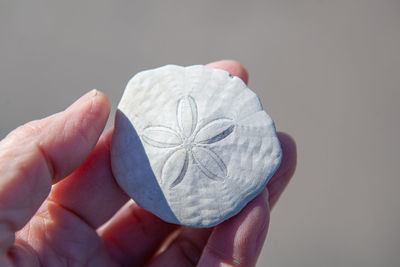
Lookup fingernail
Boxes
[66,89,99,111]
[84,89,99,99]
[90,89,98,97]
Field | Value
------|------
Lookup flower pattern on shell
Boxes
[142,96,235,188]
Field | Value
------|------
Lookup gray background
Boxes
[1,1,399,266]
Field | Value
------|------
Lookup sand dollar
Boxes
[111,65,282,228]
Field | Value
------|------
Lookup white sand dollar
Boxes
[111,65,282,228]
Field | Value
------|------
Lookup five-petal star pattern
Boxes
[142,96,235,188]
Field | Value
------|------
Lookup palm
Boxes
[0,61,296,267]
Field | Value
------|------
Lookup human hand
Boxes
[0,60,296,267]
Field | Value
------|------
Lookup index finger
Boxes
[0,90,109,247]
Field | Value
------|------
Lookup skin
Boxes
[0,60,296,267]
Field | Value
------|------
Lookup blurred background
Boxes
[1,1,399,266]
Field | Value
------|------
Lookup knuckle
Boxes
[5,120,44,144]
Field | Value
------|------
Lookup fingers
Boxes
[267,132,297,208]
[197,190,270,267]
[0,90,109,246]
[149,190,269,267]
[48,128,130,228]
[207,59,249,84]
[99,60,251,265]
[99,201,178,266]
[148,227,213,266]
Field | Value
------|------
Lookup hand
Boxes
[0,60,296,267]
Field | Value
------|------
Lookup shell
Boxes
[111,65,282,228]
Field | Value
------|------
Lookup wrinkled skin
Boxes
[0,60,296,267]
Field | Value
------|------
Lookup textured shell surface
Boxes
[111,65,282,228]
